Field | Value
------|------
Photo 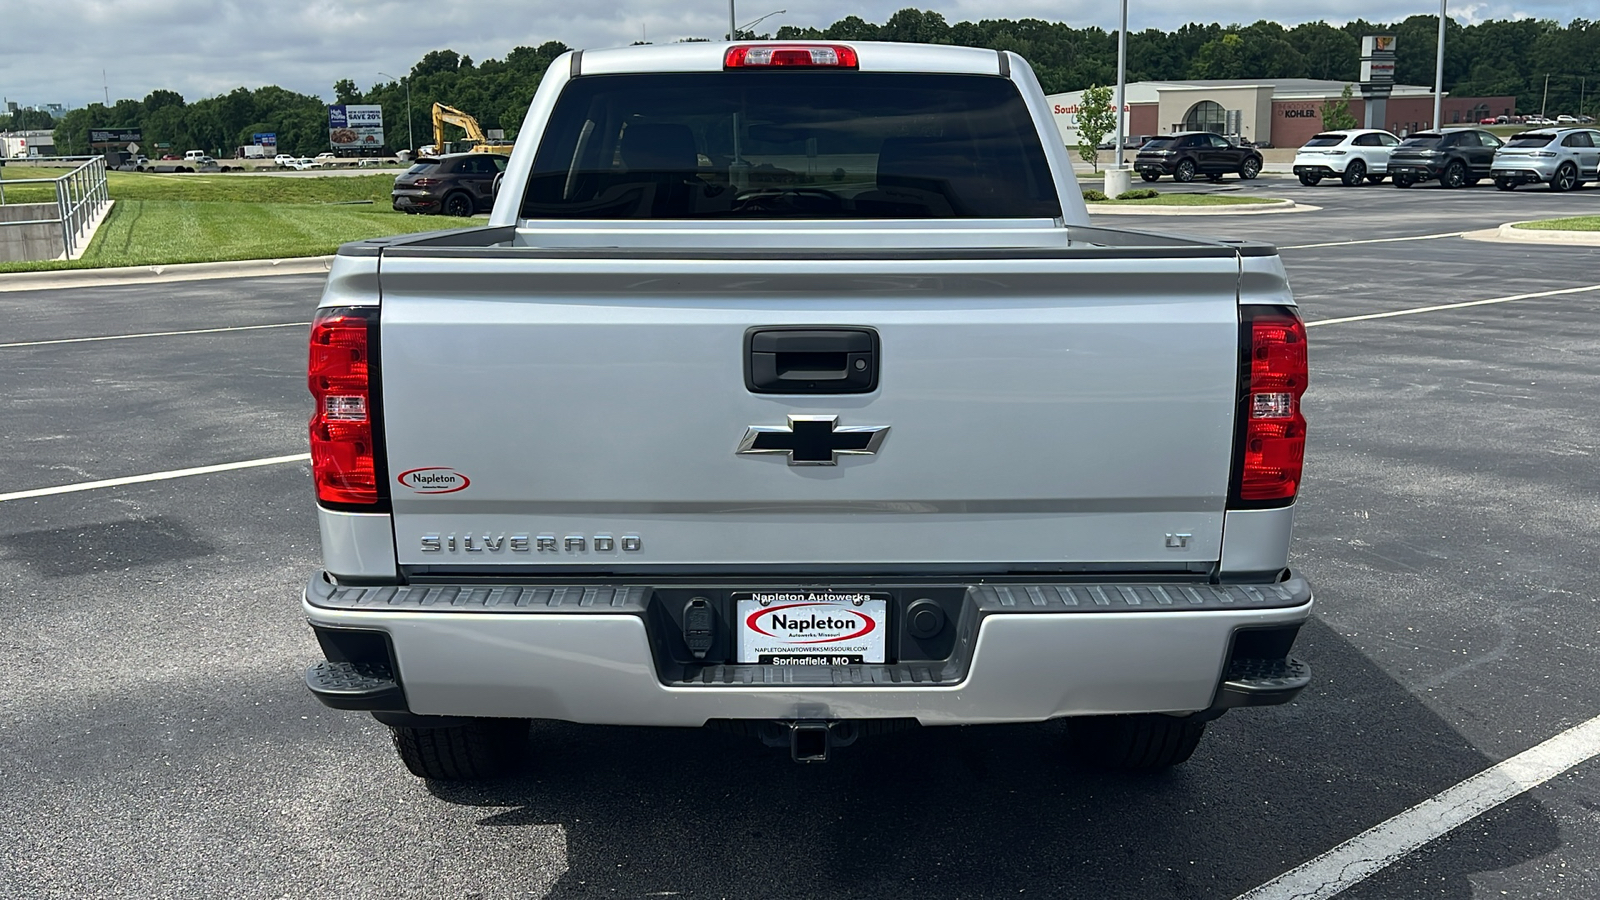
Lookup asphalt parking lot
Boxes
[3,178,1599,899]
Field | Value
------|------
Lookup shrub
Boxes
[1115,188,1160,200]
[1081,189,1108,202]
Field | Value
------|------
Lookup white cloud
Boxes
[0,0,1577,111]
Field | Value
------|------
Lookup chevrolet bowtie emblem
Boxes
[737,415,889,466]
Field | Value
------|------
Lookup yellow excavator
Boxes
[429,103,515,156]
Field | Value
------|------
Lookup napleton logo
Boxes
[397,467,470,494]
[746,602,877,644]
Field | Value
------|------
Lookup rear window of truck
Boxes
[521,72,1061,219]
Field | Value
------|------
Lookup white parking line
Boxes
[0,453,310,504]
[1236,713,1600,900]
[1307,283,1600,328]
[1280,231,1465,250]
[0,321,310,349]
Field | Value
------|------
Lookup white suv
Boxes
[1292,129,1402,186]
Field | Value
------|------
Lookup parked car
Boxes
[1479,117,1498,125]
[1556,115,1579,125]
[1491,128,1600,192]
[1134,131,1263,183]
[1386,128,1504,188]
[1291,129,1401,186]
[390,152,509,215]
[274,154,297,168]
[316,152,338,161]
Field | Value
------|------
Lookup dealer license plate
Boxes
[734,591,889,665]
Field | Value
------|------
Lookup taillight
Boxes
[309,307,386,507]
[1230,307,1308,506]
[411,177,441,186]
[724,44,859,69]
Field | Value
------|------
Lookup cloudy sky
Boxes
[3,1,1552,110]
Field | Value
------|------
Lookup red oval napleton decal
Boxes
[396,467,470,494]
[745,602,876,643]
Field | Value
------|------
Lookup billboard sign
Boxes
[253,132,278,148]
[328,104,384,150]
[90,127,143,144]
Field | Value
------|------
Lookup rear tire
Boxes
[1069,714,1207,771]
[443,191,474,217]
[1365,174,1387,184]
[1550,163,1578,192]
[1495,177,1519,191]
[1297,172,1322,186]
[389,718,531,780]
[1394,174,1417,188]
[1140,171,1160,182]
[1174,159,1197,183]
[1340,160,1366,186]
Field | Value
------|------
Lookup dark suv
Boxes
[391,153,509,215]
[1135,132,1263,183]
[1386,128,1504,188]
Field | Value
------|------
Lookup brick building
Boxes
[1048,79,1518,148]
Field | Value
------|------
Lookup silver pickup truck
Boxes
[303,40,1312,779]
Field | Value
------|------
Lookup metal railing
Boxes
[0,156,111,259]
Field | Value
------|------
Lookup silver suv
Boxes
[1492,128,1600,192]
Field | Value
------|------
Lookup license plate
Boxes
[734,591,889,665]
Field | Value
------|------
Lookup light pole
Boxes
[1541,74,1550,118]
[1114,0,1128,168]
[378,71,413,156]
[738,9,786,37]
[1432,0,1445,130]
[728,0,736,41]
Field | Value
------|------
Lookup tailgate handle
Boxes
[745,327,879,394]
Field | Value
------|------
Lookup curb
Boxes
[0,256,334,292]
[1460,223,1600,247]
[1088,199,1316,216]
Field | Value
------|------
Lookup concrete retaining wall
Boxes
[0,203,64,263]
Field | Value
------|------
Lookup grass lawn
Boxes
[1512,216,1600,231]
[0,168,399,204]
[1089,193,1279,206]
[0,200,465,273]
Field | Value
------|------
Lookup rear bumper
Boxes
[1490,166,1553,182]
[303,571,1313,726]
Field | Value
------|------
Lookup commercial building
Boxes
[1,130,57,158]
[1048,79,1517,148]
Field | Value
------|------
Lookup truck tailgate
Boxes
[376,252,1242,571]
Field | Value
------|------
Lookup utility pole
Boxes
[1431,0,1445,129]
[729,0,737,40]
[1541,74,1550,118]
[103,70,109,107]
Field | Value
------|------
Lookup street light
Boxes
[378,71,413,156]
[1432,0,1445,130]
[738,8,786,37]
[1114,0,1128,168]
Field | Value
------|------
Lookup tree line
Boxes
[30,11,1600,158]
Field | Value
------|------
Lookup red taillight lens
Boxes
[309,308,384,506]
[724,44,859,69]
[411,177,440,186]
[1233,308,1308,504]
